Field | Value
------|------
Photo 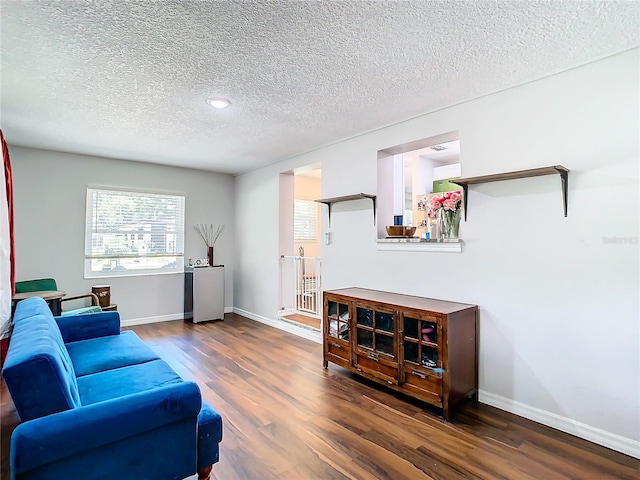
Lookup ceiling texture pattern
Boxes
[1,1,638,174]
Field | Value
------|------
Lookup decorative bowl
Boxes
[386,226,417,237]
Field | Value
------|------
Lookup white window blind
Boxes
[294,199,318,242]
[84,188,185,278]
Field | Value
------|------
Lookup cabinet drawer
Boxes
[326,340,349,360]
[403,369,443,398]
[354,352,398,384]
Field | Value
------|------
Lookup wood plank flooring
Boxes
[1,313,638,479]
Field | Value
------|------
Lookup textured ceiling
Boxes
[1,1,638,175]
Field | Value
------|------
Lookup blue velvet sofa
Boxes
[2,296,223,480]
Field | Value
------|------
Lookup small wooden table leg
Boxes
[49,298,62,316]
[198,465,213,479]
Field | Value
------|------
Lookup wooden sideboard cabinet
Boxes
[323,287,478,420]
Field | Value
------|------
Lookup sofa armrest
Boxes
[11,381,202,474]
[198,401,224,469]
[55,311,121,342]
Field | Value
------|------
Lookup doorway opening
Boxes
[279,167,322,331]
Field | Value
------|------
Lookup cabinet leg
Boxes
[443,405,451,421]
[323,359,328,369]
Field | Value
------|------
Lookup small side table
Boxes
[102,304,118,312]
[12,290,66,316]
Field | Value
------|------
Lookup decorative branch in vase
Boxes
[194,223,224,266]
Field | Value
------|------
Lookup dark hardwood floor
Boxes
[2,313,638,479]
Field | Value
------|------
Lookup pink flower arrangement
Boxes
[428,190,463,218]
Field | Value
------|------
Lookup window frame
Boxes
[84,187,185,278]
[293,198,319,243]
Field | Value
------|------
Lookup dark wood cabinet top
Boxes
[324,288,476,314]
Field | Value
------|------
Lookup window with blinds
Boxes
[294,199,318,242]
[84,188,185,278]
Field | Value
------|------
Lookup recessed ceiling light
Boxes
[206,97,231,109]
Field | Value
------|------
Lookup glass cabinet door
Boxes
[401,313,441,371]
[326,299,349,342]
[355,304,396,359]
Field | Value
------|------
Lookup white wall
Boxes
[234,49,640,455]
[10,147,235,322]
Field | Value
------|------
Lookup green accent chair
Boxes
[15,278,102,316]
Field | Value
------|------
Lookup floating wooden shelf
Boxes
[451,165,569,220]
[315,193,376,227]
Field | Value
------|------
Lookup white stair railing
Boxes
[279,255,322,318]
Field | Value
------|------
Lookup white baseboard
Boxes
[121,307,232,327]
[232,307,322,344]
[121,313,185,327]
[479,390,640,459]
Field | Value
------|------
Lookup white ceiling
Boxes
[1,1,638,175]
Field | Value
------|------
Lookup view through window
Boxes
[84,188,185,277]
[293,199,318,242]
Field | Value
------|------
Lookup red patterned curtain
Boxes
[1,129,15,295]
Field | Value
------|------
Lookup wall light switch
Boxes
[325,232,332,245]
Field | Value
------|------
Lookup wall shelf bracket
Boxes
[315,193,377,227]
[452,165,570,221]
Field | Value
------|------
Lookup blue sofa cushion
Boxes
[4,304,80,421]
[66,330,160,377]
[77,359,184,406]
[55,311,120,343]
